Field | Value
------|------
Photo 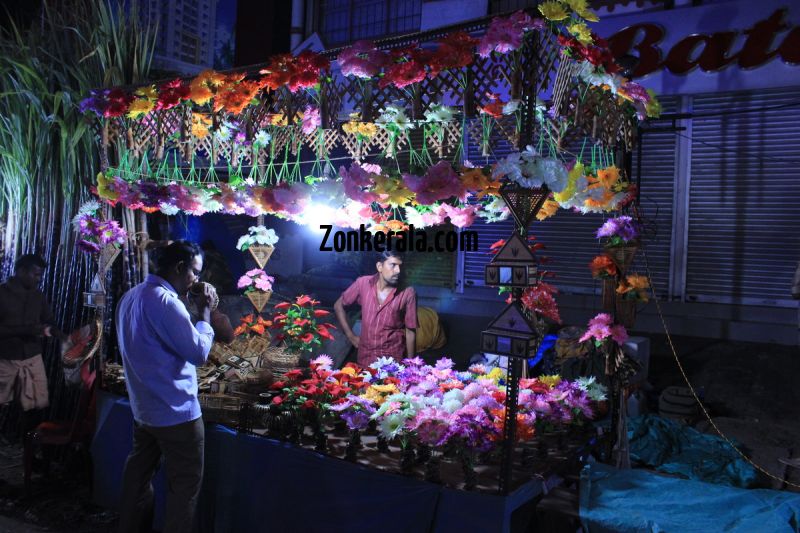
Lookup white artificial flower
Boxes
[159,202,181,216]
[502,100,521,115]
[253,130,272,147]
[535,157,569,193]
[492,152,523,181]
[214,124,232,142]
[424,104,455,123]
[78,200,101,215]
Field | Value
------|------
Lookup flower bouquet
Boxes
[375,105,414,158]
[596,215,640,273]
[72,201,127,292]
[271,296,335,352]
[236,225,279,268]
[238,268,275,313]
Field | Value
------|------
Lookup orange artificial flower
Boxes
[596,166,620,189]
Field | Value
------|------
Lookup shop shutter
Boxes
[686,88,800,306]
[630,96,679,299]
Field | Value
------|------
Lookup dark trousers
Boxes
[118,417,204,533]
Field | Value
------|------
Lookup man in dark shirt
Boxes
[334,251,417,366]
[0,254,63,413]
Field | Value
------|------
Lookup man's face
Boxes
[174,254,203,295]
[377,257,402,286]
[17,265,44,290]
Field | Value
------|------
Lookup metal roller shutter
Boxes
[686,88,800,306]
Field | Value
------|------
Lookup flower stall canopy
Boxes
[84,4,659,229]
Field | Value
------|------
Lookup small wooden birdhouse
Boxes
[485,233,538,287]
[481,300,542,359]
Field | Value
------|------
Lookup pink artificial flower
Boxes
[477,11,542,57]
[610,325,629,344]
[337,40,388,78]
[301,105,321,134]
[435,203,477,229]
[340,163,379,204]
[237,275,253,289]
[254,275,273,291]
[403,161,464,205]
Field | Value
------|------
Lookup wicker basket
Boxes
[615,296,637,329]
[604,243,638,275]
[248,244,275,268]
[246,290,272,313]
[601,278,616,312]
[265,345,300,378]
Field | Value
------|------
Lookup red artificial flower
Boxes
[284,369,303,380]
[379,61,426,89]
[313,309,330,317]
[317,325,334,341]
[271,396,283,405]
[270,381,286,390]
[302,399,316,409]
[293,318,310,327]
[296,295,313,306]
[273,302,292,310]
[300,333,315,343]
[428,31,478,78]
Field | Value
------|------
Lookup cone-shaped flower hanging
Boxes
[604,244,638,274]
[247,290,272,313]
[248,244,275,269]
[499,183,550,231]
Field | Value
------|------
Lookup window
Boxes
[318,0,422,47]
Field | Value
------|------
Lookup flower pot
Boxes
[248,244,274,268]
[265,344,300,379]
[345,429,362,462]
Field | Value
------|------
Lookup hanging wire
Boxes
[636,214,800,490]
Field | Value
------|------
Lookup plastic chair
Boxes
[24,359,97,493]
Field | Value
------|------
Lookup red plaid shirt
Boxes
[340,274,418,366]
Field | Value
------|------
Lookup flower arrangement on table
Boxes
[72,201,127,255]
[265,355,600,487]
[270,295,336,353]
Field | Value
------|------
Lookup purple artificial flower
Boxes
[403,162,465,205]
[596,215,639,243]
[434,357,454,371]
[77,239,101,254]
[340,163,379,204]
[341,410,371,431]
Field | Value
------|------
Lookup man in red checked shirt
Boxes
[334,251,418,366]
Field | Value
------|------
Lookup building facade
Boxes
[144,0,219,73]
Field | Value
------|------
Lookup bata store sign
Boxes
[596,0,800,94]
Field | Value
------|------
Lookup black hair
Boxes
[15,254,47,272]
[155,240,203,273]
[376,250,404,264]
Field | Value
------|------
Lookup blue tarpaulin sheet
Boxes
[628,414,757,488]
[579,463,800,532]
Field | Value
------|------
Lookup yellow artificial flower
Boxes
[568,22,594,46]
[134,85,158,100]
[270,113,288,126]
[459,167,492,194]
[627,274,649,290]
[342,121,358,135]
[125,98,154,119]
[564,0,600,21]
[96,172,119,201]
[538,1,569,21]
[539,375,562,388]
[645,89,662,118]
[553,162,584,203]
[536,199,560,221]
[191,113,211,138]
[596,166,620,189]
[486,367,505,383]
[189,83,214,106]
[357,122,377,138]
[339,366,357,377]
[374,175,415,207]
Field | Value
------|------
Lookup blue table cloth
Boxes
[92,392,549,533]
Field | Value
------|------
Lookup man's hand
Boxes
[190,283,216,323]
[347,334,360,349]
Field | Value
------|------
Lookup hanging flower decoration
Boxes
[237,268,275,294]
[271,295,336,353]
[492,147,569,193]
[301,105,322,134]
[71,201,127,254]
[379,44,430,89]
[616,274,650,302]
[429,31,479,77]
[596,215,640,246]
[236,225,279,251]
[404,161,466,205]
[589,255,618,279]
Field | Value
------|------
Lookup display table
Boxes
[92,391,558,533]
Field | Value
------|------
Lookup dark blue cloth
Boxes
[93,393,548,533]
[579,463,800,532]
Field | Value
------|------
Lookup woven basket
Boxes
[248,244,274,268]
[601,278,616,312]
[615,296,637,329]
[265,345,300,378]
[605,243,638,275]
[246,290,272,313]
